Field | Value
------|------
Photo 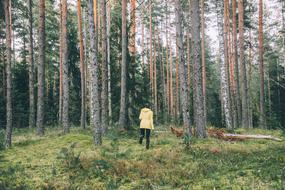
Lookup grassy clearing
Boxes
[0,126,284,190]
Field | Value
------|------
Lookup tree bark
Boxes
[169,45,174,117]
[149,2,154,109]
[28,0,35,129]
[62,0,69,134]
[175,0,192,136]
[228,0,237,129]
[238,0,249,128]
[191,0,207,137]
[101,0,108,132]
[130,0,136,55]
[77,0,86,129]
[201,0,207,124]
[175,44,180,121]
[59,0,63,125]
[4,0,12,148]
[88,0,102,145]
[258,0,266,128]
[119,0,127,128]
[232,0,241,127]
[216,0,232,129]
[37,0,45,136]
[107,0,112,125]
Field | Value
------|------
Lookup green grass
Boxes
[0,126,284,190]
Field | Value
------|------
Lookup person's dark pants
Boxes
[139,128,151,149]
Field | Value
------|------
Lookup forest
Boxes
[0,0,284,189]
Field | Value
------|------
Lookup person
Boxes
[139,104,154,149]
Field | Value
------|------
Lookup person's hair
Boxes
[144,103,150,108]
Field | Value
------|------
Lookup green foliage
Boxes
[57,143,81,170]
[0,127,284,189]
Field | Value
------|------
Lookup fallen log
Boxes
[222,134,282,141]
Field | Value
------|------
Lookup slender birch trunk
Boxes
[101,0,108,132]
[28,0,35,129]
[107,0,112,125]
[4,0,13,148]
[62,0,69,134]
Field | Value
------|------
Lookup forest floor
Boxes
[0,126,284,190]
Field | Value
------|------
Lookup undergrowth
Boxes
[0,126,284,189]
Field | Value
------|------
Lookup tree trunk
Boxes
[100,0,108,132]
[228,1,237,129]
[149,2,154,109]
[175,45,179,121]
[107,0,112,125]
[62,0,69,134]
[187,32,191,91]
[154,37,158,122]
[169,45,174,118]
[216,0,232,129]
[141,5,145,70]
[59,0,63,125]
[232,0,241,127]
[201,0,207,124]
[175,0,192,136]
[248,5,253,128]
[28,0,35,129]
[88,0,102,145]
[4,0,12,148]
[119,0,127,128]
[238,0,249,128]
[258,0,266,128]
[37,0,45,136]
[191,0,207,137]
[77,0,86,129]
[130,0,136,56]
[165,3,170,118]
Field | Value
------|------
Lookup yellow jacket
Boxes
[139,108,154,130]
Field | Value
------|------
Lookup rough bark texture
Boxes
[107,0,112,125]
[88,0,102,145]
[101,0,108,132]
[141,5,145,70]
[37,0,45,136]
[129,0,136,55]
[201,0,207,124]
[227,0,237,129]
[4,0,12,148]
[62,0,69,134]
[28,0,35,129]
[119,0,127,128]
[149,2,154,109]
[191,0,207,137]
[216,0,232,129]
[169,46,174,117]
[238,0,249,128]
[77,0,86,129]
[175,0,192,136]
[175,44,180,121]
[232,0,241,127]
[187,32,191,90]
[59,0,63,125]
[258,0,266,129]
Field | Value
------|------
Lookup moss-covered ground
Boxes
[0,126,284,190]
